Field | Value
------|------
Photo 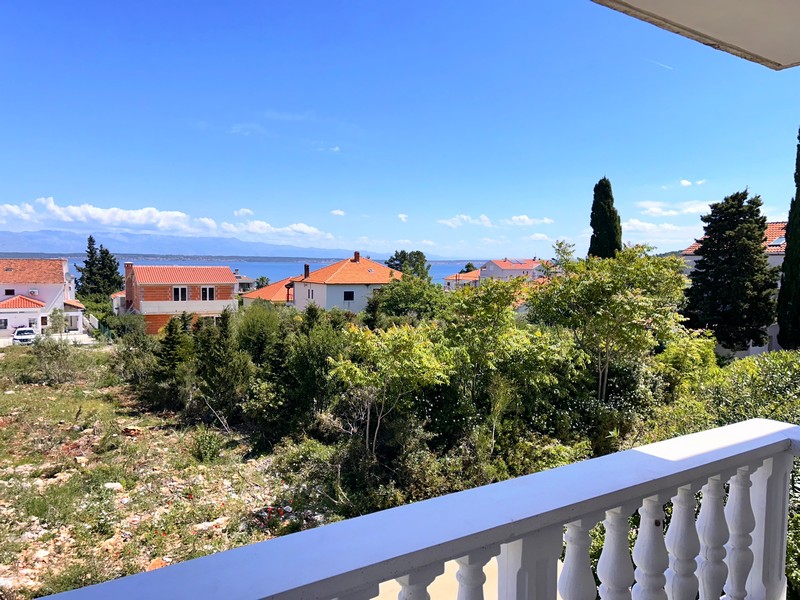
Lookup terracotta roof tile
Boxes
[0,259,66,284]
[110,290,126,299]
[683,221,787,256]
[64,298,85,310]
[486,259,542,270]
[0,295,46,309]
[301,253,402,285]
[444,269,480,281]
[131,265,237,285]
[242,277,297,303]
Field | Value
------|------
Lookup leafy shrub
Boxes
[191,425,224,463]
[31,337,80,385]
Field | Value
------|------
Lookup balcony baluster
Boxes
[597,507,634,600]
[724,467,756,600]
[559,520,598,600]
[632,496,669,600]
[665,485,700,600]
[697,475,729,600]
[396,563,444,600]
[455,545,499,600]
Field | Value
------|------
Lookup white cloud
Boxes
[196,217,217,230]
[221,219,333,240]
[234,208,254,218]
[438,213,493,228]
[329,146,341,153]
[624,219,681,233]
[397,213,408,223]
[330,209,345,216]
[230,123,267,136]
[528,233,551,241]
[420,240,435,246]
[501,215,554,226]
[0,202,37,223]
[695,179,707,185]
[680,179,692,187]
[36,197,194,232]
[637,200,711,217]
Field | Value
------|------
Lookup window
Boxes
[28,319,36,328]
[41,316,48,327]
[0,320,7,330]
[343,291,355,302]
[769,236,786,246]
[173,286,187,302]
[4,289,13,296]
[307,288,314,299]
[201,286,215,301]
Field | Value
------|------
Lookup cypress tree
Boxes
[588,177,622,258]
[777,129,800,349]
[686,190,779,351]
[97,245,124,295]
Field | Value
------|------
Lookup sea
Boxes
[62,255,481,286]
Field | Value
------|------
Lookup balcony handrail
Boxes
[53,418,800,599]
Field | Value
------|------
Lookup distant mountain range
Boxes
[0,229,394,260]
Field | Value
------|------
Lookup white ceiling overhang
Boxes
[592,0,800,70]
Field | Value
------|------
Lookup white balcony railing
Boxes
[52,419,800,600]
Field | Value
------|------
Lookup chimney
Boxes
[124,262,134,310]
[353,251,360,263]
[234,268,239,275]
[304,264,310,279]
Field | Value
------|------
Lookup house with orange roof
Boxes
[0,258,84,337]
[291,252,402,313]
[479,258,545,282]
[682,221,788,271]
[241,276,297,307]
[117,262,238,334]
[443,269,480,291]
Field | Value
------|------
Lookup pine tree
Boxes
[588,177,622,258]
[686,190,779,351]
[75,236,123,297]
[778,129,800,349]
[75,236,99,296]
[98,245,124,295]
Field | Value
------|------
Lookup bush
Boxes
[190,425,224,463]
[31,337,80,385]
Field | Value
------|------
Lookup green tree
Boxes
[778,129,800,349]
[365,277,446,327]
[329,324,453,458]
[194,309,254,426]
[75,236,123,297]
[75,236,99,296]
[46,308,66,336]
[255,276,270,289]
[460,262,477,274]
[686,190,779,351]
[385,250,430,280]
[528,243,687,403]
[588,177,622,258]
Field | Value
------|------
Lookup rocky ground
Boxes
[0,350,306,599]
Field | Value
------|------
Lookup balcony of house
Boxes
[51,418,800,600]
[138,299,238,316]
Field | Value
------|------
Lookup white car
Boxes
[12,328,37,346]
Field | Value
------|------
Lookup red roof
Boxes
[110,290,126,299]
[64,298,85,310]
[301,253,402,285]
[131,265,237,285]
[0,259,66,284]
[444,269,480,282]
[683,221,788,256]
[485,259,542,271]
[0,295,45,309]
[242,277,297,303]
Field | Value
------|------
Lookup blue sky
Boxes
[1,1,799,258]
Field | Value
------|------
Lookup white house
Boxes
[0,258,84,337]
[479,258,545,282]
[291,252,402,313]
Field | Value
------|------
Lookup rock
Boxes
[104,482,124,492]
[32,549,50,561]
[75,456,88,466]
[194,516,229,532]
[145,558,169,572]
[3,390,14,395]
[70,425,82,432]
[120,496,131,505]
[122,427,142,437]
